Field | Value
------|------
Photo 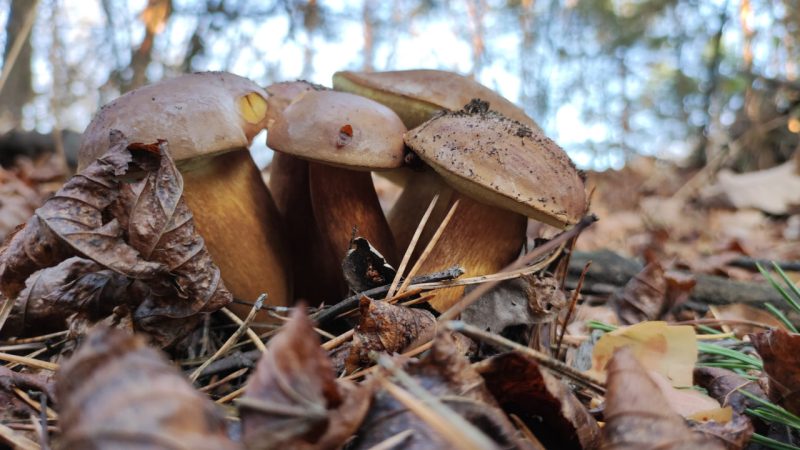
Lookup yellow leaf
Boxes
[589,321,697,387]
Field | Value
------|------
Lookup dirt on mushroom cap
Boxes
[404,100,586,228]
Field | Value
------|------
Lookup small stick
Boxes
[438,215,596,322]
[13,389,56,420]
[321,329,354,351]
[387,194,440,299]
[446,320,605,394]
[220,307,266,352]
[199,367,249,393]
[0,353,58,372]
[556,261,591,358]
[0,422,39,450]
[344,341,433,381]
[365,430,414,450]
[377,356,497,450]
[191,295,265,382]
[312,266,464,325]
[216,386,246,404]
[0,331,68,345]
[398,200,460,295]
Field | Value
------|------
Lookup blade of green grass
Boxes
[750,433,800,450]
[757,262,800,314]
[764,302,799,333]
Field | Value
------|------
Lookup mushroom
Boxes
[333,69,581,311]
[403,101,586,311]
[77,72,291,317]
[266,89,405,299]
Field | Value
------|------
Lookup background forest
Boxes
[2,0,800,171]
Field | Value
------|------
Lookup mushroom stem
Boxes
[180,149,291,316]
[268,152,338,305]
[388,170,526,311]
[308,162,399,297]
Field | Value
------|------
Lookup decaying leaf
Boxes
[700,161,800,215]
[647,370,731,422]
[354,332,526,449]
[462,273,565,350]
[345,297,435,373]
[476,351,600,450]
[0,132,232,347]
[602,346,725,450]
[710,304,787,338]
[341,237,396,293]
[2,256,130,337]
[240,307,373,450]
[610,262,695,324]
[750,329,800,415]
[56,326,239,450]
[590,321,697,387]
[693,367,758,448]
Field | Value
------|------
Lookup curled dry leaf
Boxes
[710,304,788,338]
[2,256,130,337]
[462,273,565,349]
[0,132,232,346]
[750,329,800,415]
[341,237,397,293]
[354,332,526,450]
[610,262,695,324]
[240,307,373,450]
[603,346,725,450]
[345,297,435,373]
[590,321,697,387]
[56,326,239,450]
[693,367,759,448]
[476,351,600,450]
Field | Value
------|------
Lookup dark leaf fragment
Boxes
[342,237,396,293]
[56,326,239,450]
[750,329,800,416]
[240,307,373,450]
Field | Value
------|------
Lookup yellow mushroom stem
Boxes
[180,149,291,318]
[388,170,526,311]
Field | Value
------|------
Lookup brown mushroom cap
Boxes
[266,90,406,171]
[333,69,540,131]
[78,72,269,169]
[404,101,586,228]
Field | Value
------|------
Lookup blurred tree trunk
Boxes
[128,0,172,91]
[362,0,376,72]
[465,0,486,78]
[0,0,37,128]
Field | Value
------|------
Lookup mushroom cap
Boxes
[404,101,586,228]
[264,80,325,128]
[78,72,269,170]
[266,90,406,171]
[333,69,540,131]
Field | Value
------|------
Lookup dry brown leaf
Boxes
[610,262,695,323]
[647,370,731,422]
[0,132,232,347]
[354,332,526,449]
[240,307,372,450]
[694,367,768,415]
[750,329,800,415]
[477,351,601,450]
[701,161,800,215]
[56,326,239,450]
[602,346,725,450]
[341,237,396,293]
[345,297,435,373]
[590,321,697,387]
[710,304,788,338]
[2,256,130,337]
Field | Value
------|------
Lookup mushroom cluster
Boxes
[77,69,586,316]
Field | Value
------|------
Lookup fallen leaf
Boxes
[345,297,435,373]
[240,307,372,450]
[476,351,601,450]
[56,326,239,450]
[701,161,800,215]
[0,132,233,347]
[694,367,768,415]
[462,273,565,352]
[354,332,526,449]
[610,262,665,323]
[647,370,731,422]
[341,237,396,293]
[750,329,800,415]
[602,346,725,450]
[710,304,788,338]
[590,321,697,387]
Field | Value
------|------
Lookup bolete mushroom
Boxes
[77,72,291,317]
[266,89,405,299]
[333,69,583,311]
